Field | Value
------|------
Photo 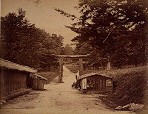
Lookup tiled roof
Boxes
[0,58,37,73]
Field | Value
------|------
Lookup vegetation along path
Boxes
[1,66,135,114]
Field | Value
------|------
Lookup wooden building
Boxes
[0,59,37,101]
[75,73,113,93]
[32,74,47,90]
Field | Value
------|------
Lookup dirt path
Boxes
[1,66,135,114]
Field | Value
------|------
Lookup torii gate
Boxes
[56,54,89,83]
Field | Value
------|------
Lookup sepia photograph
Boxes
[0,0,148,114]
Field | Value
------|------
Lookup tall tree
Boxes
[55,0,148,67]
[64,44,74,55]
[1,8,63,70]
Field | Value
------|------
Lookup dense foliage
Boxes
[63,44,74,55]
[101,66,147,108]
[1,8,64,70]
[56,0,148,68]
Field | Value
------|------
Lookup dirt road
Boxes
[1,66,135,114]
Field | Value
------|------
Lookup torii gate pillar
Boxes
[79,58,83,76]
[58,58,63,83]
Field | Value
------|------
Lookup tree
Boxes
[1,8,64,70]
[64,44,74,55]
[1,8,39,67]
[55,0,148,67]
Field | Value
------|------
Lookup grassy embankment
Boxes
[64,64,79,73]
[65,64,147,111]
[100,66,147,108]
[38,71,59,84]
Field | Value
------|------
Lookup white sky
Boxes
[1,0,80,45]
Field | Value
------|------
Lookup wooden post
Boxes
[79,58,83,76]
[58,58,63,83]
[103,79,106,90]
[0,73,4,100]
[106,55,111,70]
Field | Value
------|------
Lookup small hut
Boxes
[75,73,113,93]
[0,58,37,101]
[32,74,47,90]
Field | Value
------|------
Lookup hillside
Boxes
[100,66,147,111]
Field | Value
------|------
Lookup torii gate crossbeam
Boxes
[56,54,90,83]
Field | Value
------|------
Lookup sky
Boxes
[1,0,80,45]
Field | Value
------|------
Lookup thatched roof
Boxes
[34,74,48,81]
[0,58,37,73]
[77,72,112,80]
[55,54,90,58]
